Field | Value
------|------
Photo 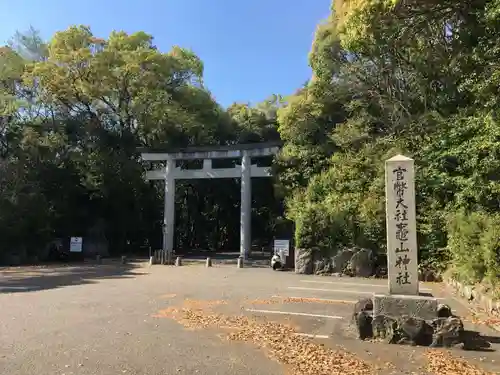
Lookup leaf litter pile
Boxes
[464,311,500,328]
[154,298,497,375]
[425,350,496,375]
[154,299,375,375]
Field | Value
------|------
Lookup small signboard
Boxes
[70,237,83,253]
[273,239,290,256]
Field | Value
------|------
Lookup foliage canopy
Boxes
[2,1,500,292]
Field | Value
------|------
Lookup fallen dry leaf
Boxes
[463,312,500,327]
[425,349,495,375]
[154,299,375,375]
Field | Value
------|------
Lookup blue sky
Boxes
[0,0,331,107]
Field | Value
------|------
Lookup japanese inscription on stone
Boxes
[385,155,419,295]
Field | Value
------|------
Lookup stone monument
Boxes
[373,155,437,319]
[353,156,478,349]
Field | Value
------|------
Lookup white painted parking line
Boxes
[299,280,432,292]
[294,333,330,339]
[289,286,374,295]
[245,308,343,320]
[271,295,357,304]
[287,287,445,300]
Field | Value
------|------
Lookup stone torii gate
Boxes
[140,142,281,262]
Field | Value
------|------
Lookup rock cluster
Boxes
[295,246,385,277]
[353,298,491,350]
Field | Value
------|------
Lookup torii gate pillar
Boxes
[162,156,175,263]
[240,153,251,259]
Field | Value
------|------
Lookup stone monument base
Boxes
[353,295,491,350]
[373,293,438,320]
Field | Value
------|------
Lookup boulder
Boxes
[356,304,486,351]
[397,317,434,346]
[313,257,333,275]
[372,315,398,343]
[372,315,433,346]
[349,248,374,277]
[352,298,375,340]
[356,311,373,340]
[332,248,355,273]
[352,298,374,317]
[294,248,313,274]
[437,304,452,318]
[430,316,464,348]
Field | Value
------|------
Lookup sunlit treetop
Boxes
[332,0,399,50]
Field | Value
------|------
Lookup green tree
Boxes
[277,0,500,286]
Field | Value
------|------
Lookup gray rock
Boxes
[294,248,313,274]
[430,316,464,348]
[396,317,434,346]
[332,248,355,273]
[348,248,374,277]
[352,298,374,339]
[372,315,398,343]
[352,297,373,325]
[437,304,452,318]
[356,311,373,340]
[353,298,374,317]
[313,257,333,275]
[360,311,487,351]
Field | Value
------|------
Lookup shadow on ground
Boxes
[0,261,146,293]
[462,330,500,352]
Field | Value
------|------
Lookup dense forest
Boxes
[1,0,500,291]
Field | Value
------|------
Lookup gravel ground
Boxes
[1,261,499,375]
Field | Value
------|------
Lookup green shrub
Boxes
[288,160,385,256]
[293,202,352,253]
[447,210,500,288]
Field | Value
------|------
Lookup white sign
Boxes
[70,237,83,253]
[273,239,290,256]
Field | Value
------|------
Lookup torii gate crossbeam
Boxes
[140,142,281,261]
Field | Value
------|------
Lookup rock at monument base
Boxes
[352,296,475,350]
[294,248,313,274]
[373,293,438,321]
[372,314,398,343]
[356,311,374,340]
[348,248,374,277]
[397,317,434,346]
[430,316,464,348]
[352,297,374,319]
[437,303,452,318]
[352,298,375,340]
